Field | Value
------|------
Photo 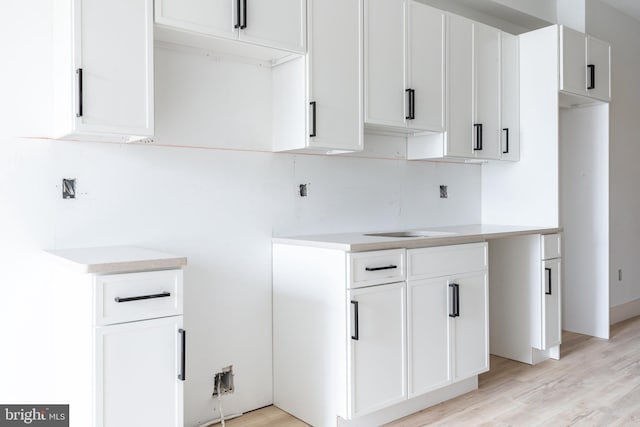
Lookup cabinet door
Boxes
[155,0,237,41]
[363,0,406,128]
[474,23,501,160]
[307,0,362,152]
[452,272,489,381]
[348,282,406,418]
[76,0,153,137]
[500,32,520,161]
[240,0,306,53]
[95,316,184,427]
[407,2,445,133]
[560,26,587,96]
[542,259,562,349]
[408,278,450,398]
[587,36,611,102]
[446,14,474,157]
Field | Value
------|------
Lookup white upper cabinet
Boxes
[473,23,501,160]
[272,0,363,153]
[500,32,520,161]
[53,0,154,142]
[587,36,611,102]
[560,25,610,102]
[364,0,445,134]
[155,0,306,57]
[447,16,501,160]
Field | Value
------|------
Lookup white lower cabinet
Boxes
[47,262,185,427]
[408,277,450,397]
[348,282,407,417]
[453,272,489,380]
[273,242,488,427]
[96,316,184,427]
[489,233,562,365]
[407,244,489,398]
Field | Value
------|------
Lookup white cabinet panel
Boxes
[560,26,587,96]
[155,0,236,40]
[349,249,406,288]
[240,0,306,52]
[96,316,184,427]
[155,0,305,54]
[453,272,489,380]
[500,32,520,161]
[307,0,362,152]
[348,282,406,418]
[408,2,445,132]
[587,36,611,102]
[446,14,474,157]
[274,0,362,153]
[542,259,562,350]
[54,0,154,142]
[474,23,501,160]
[363,0,405,127]
[364,0,445,134]
[408,278,450,397]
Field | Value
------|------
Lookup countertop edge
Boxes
[273,226,563,252]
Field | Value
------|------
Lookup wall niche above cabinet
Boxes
[154,0,306,62]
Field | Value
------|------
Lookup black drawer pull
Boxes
[545,267,552,295]
[351,300,359,341]
[178,328,186,381]
[365,265,398,272]
[449,283,460,317]
[114,291,171,303]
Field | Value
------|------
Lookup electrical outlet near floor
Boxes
[212,366,234,397]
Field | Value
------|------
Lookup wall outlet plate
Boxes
[62,178,76,199]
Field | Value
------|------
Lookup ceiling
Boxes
[599,0,640,22]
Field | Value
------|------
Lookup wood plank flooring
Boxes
[214,316,640,426]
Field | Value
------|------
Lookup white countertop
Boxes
[273,224,562,252]
[45,246,187,274]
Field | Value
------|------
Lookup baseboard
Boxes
[337,377,478,427]
[610,298,640,325]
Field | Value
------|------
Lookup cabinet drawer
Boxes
[541,234,561,260]
[408,243,487,280]
[95,269,183,325]
[348,249,406,288]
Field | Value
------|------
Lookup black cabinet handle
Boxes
[474,124,483,151]
[365,265,398,272]
[114,291,171,303]
[178,329,186,381]
[545,267,552,295]
[587,64,595,90]
[234,0,241,28]
[405,88,415,120]
[241,0,247,29]
[351,300,359,340]
[502,128,509,154]
[449,283,460,317]
[309,101,316,137]
[76,68,83,118]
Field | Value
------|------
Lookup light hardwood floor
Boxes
[215,316,640,426]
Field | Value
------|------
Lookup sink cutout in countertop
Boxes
[364,231,458,238]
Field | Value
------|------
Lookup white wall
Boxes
[586,0,640,309]
[0,2,481,426]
